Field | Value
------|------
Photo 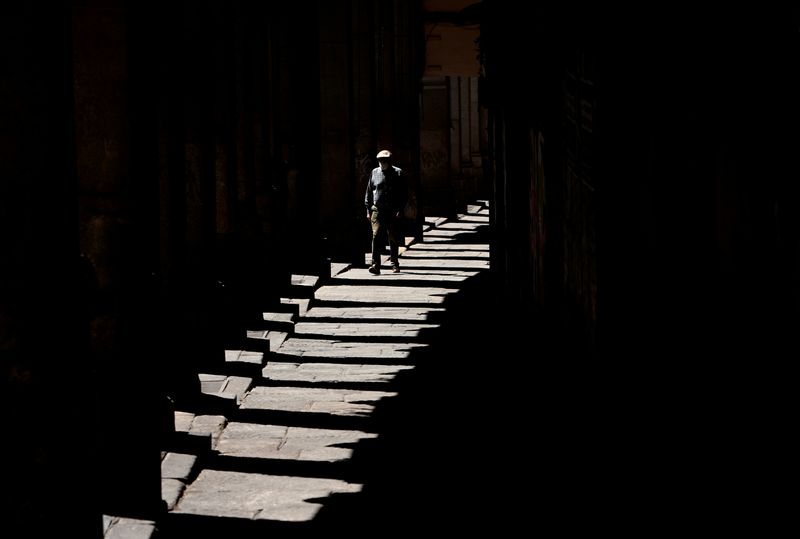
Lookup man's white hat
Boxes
[376,150,391,159]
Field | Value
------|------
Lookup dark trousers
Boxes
[370,206,401,267]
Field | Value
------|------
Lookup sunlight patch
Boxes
[216,423,378,462]
[174,470,361,521]
[241,386,396,416]
[294,321,439,338]
[264,362,413,384]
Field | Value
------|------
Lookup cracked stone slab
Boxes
[174,470,361,522]
[240,386,396,416]
[216,423,377,462]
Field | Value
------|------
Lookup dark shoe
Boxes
[368,264,381,275]
[392,265,400,273]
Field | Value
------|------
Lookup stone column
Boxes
[0,5,102,536]
[381,0,423,239]
[318,1,354,264]
[352,0,379,264]
[71,0,165,520]
[272,3,323,275]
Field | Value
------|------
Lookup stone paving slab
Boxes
[333,268,477,281]
[424,216,448,227]
[421,228,473,237]
[396,269,480,279]
[263,311,296,323]
[174,412,195,433]
[436,222,486,230]
[162,478,185,511]
[417,235,461,243]
[216,423,377,462]
[330,262,351,276]
[199,374,226,394]
[275,338,426,359]
[314,285,451,304]
[174,470,361,522]
[189,415,227,449]
[407,243,489,251]
[456,214,489,222]
[225,349,266,365]
[103,516,156,539]
[263,362,413,384]
[162,452,197,480]
[401,249,490,258]
[291,274,320,288]
[281,297,311,316]
[387,258,489,269]
[240,386,396,417]
[220,376,252,403]
[246,330,289,350]
[304,306,444,321]
[294,321,438,338]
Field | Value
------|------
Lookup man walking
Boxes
[365,149,407,274]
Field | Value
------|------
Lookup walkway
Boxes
[105,201,499,537]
